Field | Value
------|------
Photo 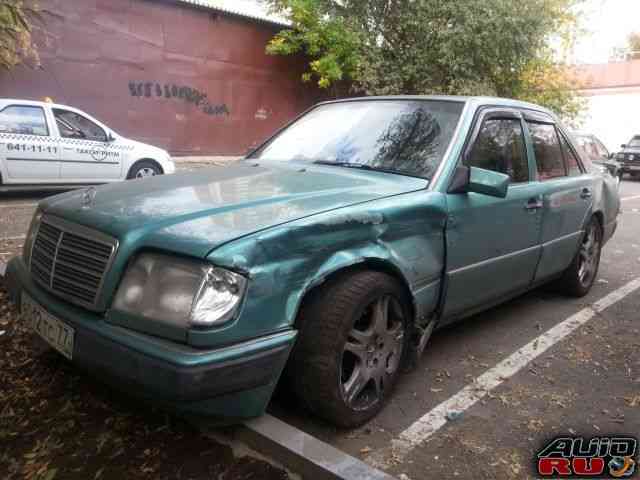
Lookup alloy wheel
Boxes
[578,223,600,287]
[136,167,157,178]
[340,294,405,411]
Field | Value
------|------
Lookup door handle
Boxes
[525,197,543,210]
[580,188,592,199]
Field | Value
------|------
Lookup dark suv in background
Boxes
[616,135,640,179]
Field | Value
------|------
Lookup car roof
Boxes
[0,98,81,111]
[316,95,557,118]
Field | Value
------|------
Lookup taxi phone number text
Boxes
[6,143,58,154]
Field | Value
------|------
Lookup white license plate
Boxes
[22,293,75,359]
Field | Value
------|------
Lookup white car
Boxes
[0,99,175,184]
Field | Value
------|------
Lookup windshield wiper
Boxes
[313,160,428,179]
[313,160,374,170]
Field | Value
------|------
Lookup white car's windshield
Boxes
[251,100,464,179]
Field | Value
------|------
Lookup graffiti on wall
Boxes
[128,82,230,116]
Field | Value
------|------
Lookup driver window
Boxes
[465,118,529,183]
[53,108,107,142]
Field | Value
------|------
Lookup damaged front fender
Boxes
[190,191,448,349]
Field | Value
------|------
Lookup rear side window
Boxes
[0,105,49,136]
[465,118,529,182]
[559,134,582,177]
[526,122,566,180]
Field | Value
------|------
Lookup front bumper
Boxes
[5,257,295,421]
[162,157,176,174]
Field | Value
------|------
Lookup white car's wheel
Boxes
[127,160,162,180]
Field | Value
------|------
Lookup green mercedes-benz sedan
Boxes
[5,96,620,427]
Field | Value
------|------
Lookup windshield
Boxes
[628,136,640,148]
[574,134,606,161]
[251,100,464,179]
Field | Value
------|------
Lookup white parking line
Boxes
[1,235,26,241]
[621,194,640,202]
[367,276,640,468]
[0,203,38,208]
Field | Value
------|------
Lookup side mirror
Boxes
[107,132,116,142]
[448,165,510,198]
[621,144,627,149]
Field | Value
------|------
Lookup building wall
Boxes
[0,0,321,155]
[579,87,640,151]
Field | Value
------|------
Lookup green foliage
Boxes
[266,0,360,89]
[0,0,38,70]
[267,0,584,122]
[513,59,586,127]
[628,32,640,59]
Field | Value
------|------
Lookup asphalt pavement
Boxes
[1,169,638,480]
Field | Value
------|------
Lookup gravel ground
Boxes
[0,239,22,264]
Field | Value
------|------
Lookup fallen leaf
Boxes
[43,468,58,480]
[624,395,640,407]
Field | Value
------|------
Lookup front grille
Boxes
[29,215,118,310]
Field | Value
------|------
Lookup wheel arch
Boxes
[292,257,417,331]
[127,158,164,177]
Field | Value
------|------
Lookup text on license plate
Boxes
[22,293,75,359]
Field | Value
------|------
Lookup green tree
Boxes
[266,0,360,92]
[628,32,640,59]
[267,0,584,122]
[0,0,39,70]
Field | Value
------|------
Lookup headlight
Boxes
[23,209,43,267]
[113,252,247,329]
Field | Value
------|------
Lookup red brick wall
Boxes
[0,0,322,155]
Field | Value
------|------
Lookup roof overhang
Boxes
[171,0,290,28]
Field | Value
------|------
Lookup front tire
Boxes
[127,160,162,179]
[557,216,602,297]
[289,271,410,428]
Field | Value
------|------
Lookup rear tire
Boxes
[556,216,602,297]
[127,160,162,179]
[288,271,411,428]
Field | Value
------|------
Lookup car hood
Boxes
[40,162,428,258]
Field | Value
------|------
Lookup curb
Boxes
[238,414,397,480]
